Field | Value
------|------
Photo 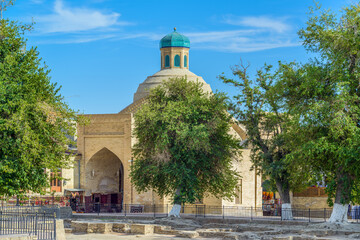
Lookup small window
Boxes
[184,55,187,68]
[165,55,170,67]
[174,55,180,67]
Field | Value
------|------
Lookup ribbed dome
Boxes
[133,68,211,102]
[160,28,190,49]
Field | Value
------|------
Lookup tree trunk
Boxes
[169,188,181,218]
[276,179,293,220]
[329,203,348,223]
[329,171,350,223]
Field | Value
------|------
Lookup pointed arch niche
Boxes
[85,148,124,196]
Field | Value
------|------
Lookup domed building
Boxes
[74,29,262,212]
[133,28,211,102]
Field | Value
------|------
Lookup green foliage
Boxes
[278,2,360,206]
[0,1,14,20]
[130,77,241,204]
[0,19,81,198]
[219,62,311,201]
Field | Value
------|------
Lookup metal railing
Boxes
[74,203,360,223]
[0,207,57,240]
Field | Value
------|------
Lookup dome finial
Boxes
[174,27,176,31]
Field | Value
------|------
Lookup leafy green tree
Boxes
[0,0,14,20]
[0,18,81,198]
[278,2,360,223]
[130,77,241,217]
[220,62,311,220]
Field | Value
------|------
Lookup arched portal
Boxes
[85,148,124,206]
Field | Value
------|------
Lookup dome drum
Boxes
[161,47,189,70]
[160,28,190,70]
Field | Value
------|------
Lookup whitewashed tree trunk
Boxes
[281,203,293,220]
[328,170,351,224]
[169,188,182,217]
[329,203,348,223]
[169,204,181,217]
[275,179,293,220]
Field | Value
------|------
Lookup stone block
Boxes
[71,221,89,233]
[130,224,154,235]
[176,230,199,238]
[112,223,131,233]
[87,222,112,233]
[154,225,173,234]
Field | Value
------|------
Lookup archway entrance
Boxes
[85,148,124,212]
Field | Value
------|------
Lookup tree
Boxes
[278,3,360,223]
[130,77,241,217]
[0,18,81,198]
[0,0,13,20]
[220,62,311,220]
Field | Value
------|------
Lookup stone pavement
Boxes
[65,217,360,239]
[66,233,215,240]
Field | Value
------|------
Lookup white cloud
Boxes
[224,16,291,33]
[39,28,298,52]
[172,15,298,52]
[198,40,300,53]
[185,30,258,43]
[35,0,130,33]
[114,29,299,53]
[38,34,116,45]
[31,3,298,53]
[178,27,298,52]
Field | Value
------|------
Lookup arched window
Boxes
[174,55,180,67]
[165,55,170,67]
[184,55,187,68]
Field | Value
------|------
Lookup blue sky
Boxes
[6,0,348,114]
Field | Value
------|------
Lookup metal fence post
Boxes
[54,212,57,240]
[166,204,168,217]
[324,208,326,222]
[195,205,198,218]
[308,208,311,222]
[153,204,156,218]
[222,205,224,220]
[35,213,38,237]
[124,204,127,217]
[204,205,206,218]
[251,206,253,221]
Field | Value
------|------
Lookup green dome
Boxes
[160,28,190,49]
